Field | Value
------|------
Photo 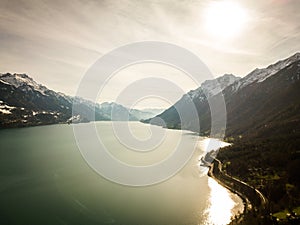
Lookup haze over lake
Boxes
[0,122,243,225]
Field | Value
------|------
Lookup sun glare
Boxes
[203,1,248,39]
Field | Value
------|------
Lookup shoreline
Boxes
[207,159,267,224]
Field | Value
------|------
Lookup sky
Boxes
[0,0,300,108]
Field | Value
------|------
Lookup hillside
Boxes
[143,74,241,133]
[146,53,300,139]
[0,73,159,128]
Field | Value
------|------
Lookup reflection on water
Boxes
[197,138,243,224]
[201,138,231,152]
[0,123,244,225]
[205,177,244,225]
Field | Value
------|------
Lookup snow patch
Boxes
[0,79,10,85]
[0,104,15,110]
[0,109,12,114]
[67,115,81,124]
[0,103,15,114]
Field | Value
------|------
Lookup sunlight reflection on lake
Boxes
[0,122,244,224]
[205,177,244,225]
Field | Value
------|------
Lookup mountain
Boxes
[229,52,300,93]
[98,102,165,121]
[193,73,241,98]
[145,53,300,139]
[0,73,112,128]
[142,52,300,223]
[98,102,138,121]
[139,108,165,115]
[216,53,300,224]
[0,73,163,128]
[129,108,165,120]
[143,74,241,133]
[224,52,300,138]
[0,73,71,127]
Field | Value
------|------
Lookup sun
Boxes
[203,1,248,39]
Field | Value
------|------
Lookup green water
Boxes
[0,122,243,225]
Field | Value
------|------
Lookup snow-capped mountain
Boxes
[0,73,108,127]
[0,73,49,95]
[0,73,72,127]
[0,73,161,128]
[230,52,300,92]
[145,52,300,138]
[143,73,240,131]
[187,74,240,100]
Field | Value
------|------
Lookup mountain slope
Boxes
[143,52,300,223]
[0,73,108,128]
[98,102,165,121]
[129,108,164,120]
[225,56,300,138]
[0,73,162,128]
[144,74,241,133]
[224,53,300,136]
[99,102,138,121]
[0,73,73,127]
[146,53,300,139]
[216,54,300,223]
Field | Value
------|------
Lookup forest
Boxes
[218,133,300,224]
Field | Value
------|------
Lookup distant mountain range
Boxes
[145,52,300,139]
[1,52,300,135]
[98,102,164,121]
[0,73,163,128]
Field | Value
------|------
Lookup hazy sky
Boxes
[0,0,300,108]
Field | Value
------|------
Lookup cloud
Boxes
[0,0,299,105]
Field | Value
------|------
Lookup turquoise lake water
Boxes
[0,122,243,225]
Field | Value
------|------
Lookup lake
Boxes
[0,122,243,225]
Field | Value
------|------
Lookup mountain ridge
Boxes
[0,73,163,128]
[143,73,241,132]
[228,52,300,93]
[145,52,300,139]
